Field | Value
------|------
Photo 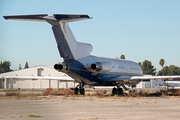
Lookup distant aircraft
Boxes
[157,79,180,88]
[3,14,180,95]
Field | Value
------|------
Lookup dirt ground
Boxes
[0,96,180,120]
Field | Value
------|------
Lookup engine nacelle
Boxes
[91,61,113,72]
[54,63,68,72]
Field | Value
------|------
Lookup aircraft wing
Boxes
[130,75,180,80]
[110,75,180,81]
[0,76,74,82]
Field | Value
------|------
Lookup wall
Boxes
[0,66,75,89]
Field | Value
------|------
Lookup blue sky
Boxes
[0,0,180,72]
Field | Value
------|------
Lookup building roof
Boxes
[0,65,69,77]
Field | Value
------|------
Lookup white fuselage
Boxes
[159,82,180,87]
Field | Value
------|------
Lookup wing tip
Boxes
[3,16,8,20]
[3,14,49,20]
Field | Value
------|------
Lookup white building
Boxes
[0,66,75,89]
[137,80,159,88]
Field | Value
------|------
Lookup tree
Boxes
[19,64,22,70]
[0,61,12,73]
[24,62,29,69]
[159,59,165,75]
[120,54,125,59]
[158,65,180,75]
[168,65,180,75]
[139,60,156,75]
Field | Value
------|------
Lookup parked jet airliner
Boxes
[3,14,180,95]
[157,79,180,88]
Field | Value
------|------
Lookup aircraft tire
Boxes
[74,87,79,95]
[129,89,135,94]
[112,88,117,95]
[80,88,85,95]
[117,88,123,96]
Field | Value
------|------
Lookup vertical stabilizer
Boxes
[3,14,93,61]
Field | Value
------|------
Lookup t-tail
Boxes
[3,14,93,62]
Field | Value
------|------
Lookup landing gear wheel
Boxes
[112,88,117,95]
[80,88,85,95]
[117,88,123,96]
[129,90,132,94]
[74,87,79,95]
[129,89,135,94]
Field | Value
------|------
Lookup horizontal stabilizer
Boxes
[3,14,48,22]
[3,14,92,22]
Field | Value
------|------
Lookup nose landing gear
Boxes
[129,85,136,93]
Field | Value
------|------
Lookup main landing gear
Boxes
[112,87,123,95]
[112,83,137,95]
[112,84,123,96]
[74,83,85,95]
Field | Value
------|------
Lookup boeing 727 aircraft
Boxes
[3,14,180,95]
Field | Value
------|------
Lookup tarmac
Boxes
[0,95,180,120]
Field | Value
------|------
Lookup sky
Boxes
[0,0,180,72]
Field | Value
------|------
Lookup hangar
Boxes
[0,66,75,89]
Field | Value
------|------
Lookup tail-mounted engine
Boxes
[54,63,68,72]
[90,61,113,72]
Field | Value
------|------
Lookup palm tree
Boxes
[24,61,29,69]
[159,59,165,75]
[120,54,125,59]
[19,63,22,70]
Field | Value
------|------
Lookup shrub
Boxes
[127,91,139,97]
[41,89,74,96]
[5,90,19,96]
